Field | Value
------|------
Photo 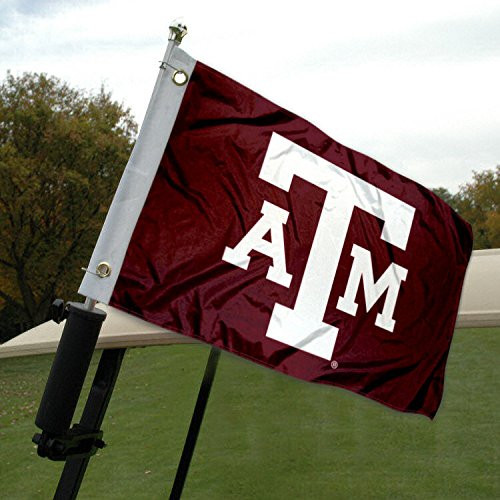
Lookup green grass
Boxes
[1,328,499,499]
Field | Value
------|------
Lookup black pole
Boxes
[32,301,126,499]
[35,302,106,435]
[54,348,126,500]
[169,347,221,500]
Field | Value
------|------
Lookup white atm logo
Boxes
[222,133,415,361]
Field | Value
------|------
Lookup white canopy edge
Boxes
[1,249,498,359]
[0,305,200,359]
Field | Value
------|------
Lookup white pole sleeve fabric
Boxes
[79,44,196,304]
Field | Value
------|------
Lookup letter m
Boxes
[337,244,408,332]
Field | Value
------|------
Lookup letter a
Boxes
[222,200,292,287]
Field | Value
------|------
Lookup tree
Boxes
[453,166,499,249]
[431,187,457,208]
[0,72,137,341]
[432,166,499,250]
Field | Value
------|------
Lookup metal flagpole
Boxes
[32,21,191,499]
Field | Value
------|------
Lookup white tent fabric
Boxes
[455,248,500,328]
[1,249,498,359]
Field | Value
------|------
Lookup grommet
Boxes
[172,69,188,86]
[96,262,111,278]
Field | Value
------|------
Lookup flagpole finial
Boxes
[169,21,188,45]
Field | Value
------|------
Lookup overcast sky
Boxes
[1,0,499,191]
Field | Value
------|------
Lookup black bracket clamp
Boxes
[33,424,106,461]
[50,299,70,324]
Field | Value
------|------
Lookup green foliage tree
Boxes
[454,166,499,249]
[432,166,499,250]
[431,187,456,208]
[0,72,136,340]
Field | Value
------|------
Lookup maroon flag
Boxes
[80,46,472,418]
